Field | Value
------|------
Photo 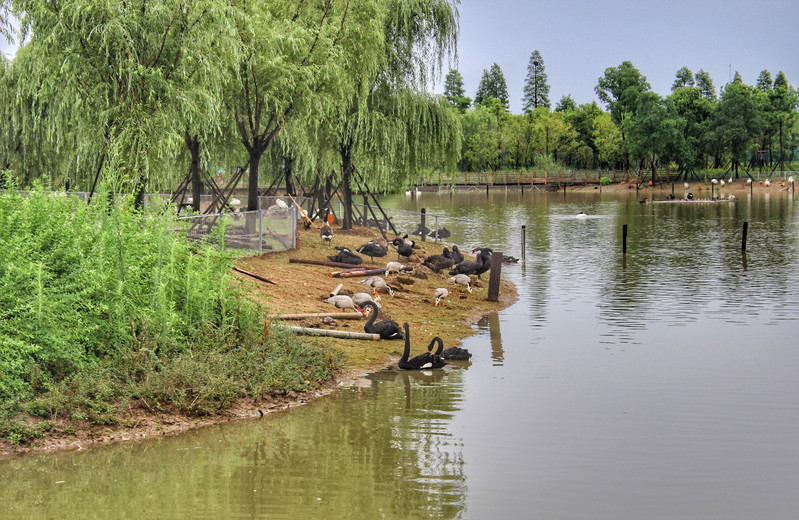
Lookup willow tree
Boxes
[224,0,385,211]
[13,0,237,196]
[324,0,460,229]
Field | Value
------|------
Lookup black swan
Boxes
[432,227,451,239]
[449,250,485,276]
[432,337,472,361]
[328,247,362,265]
[424,247,455,273]
[357,241,388,263]
[398,323,434,369]
[471,248,493,279]
[361,301,404,340]
[391,237,415,260]
[451,245,465,265]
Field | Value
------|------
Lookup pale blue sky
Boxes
[3,1,797,115]
[442,0,799,113]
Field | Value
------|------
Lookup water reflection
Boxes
[1,368,468,520]
[476,312,504,365]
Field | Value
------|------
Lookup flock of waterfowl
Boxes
[315,223,503,370]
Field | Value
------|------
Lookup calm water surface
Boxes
[3,190,799,519]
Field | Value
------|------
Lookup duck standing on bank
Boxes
[359,276,395,297]
[448,274,472,293]
[434,288,449,307]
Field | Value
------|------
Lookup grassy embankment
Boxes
[0,187,517,452]
[0,186,338,447]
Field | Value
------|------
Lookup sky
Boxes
[438,0,799,113]
[3,1,798,116]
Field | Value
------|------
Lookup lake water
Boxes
[3,189,799,519]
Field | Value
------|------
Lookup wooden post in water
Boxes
[521,225,527,261]
[420,208,426,242]
[741,221,748,253]
[486,252,503,302]
[622,224,628,255]
[486,184,490,198]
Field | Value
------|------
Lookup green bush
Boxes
[600,176,612,186]
[0,185,338,442]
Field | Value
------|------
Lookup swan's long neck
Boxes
[430,337,443,355]
[364,301,377,328]
[400,323,410,363]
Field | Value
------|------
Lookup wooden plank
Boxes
[278,325,380,340]
[268,312,364,319]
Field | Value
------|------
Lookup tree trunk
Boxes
[284,155,296,196]
[341,143,354,230]
[185,132,202,212]
[248,148,263,211]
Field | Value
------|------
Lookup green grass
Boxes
[0,182,339,444]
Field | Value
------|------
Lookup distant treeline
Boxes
[444,59,798,179]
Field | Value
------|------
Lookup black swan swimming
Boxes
[361,301,404,340]
[398,323,446,370]
[424,247,455,273]
[432,337,472,360]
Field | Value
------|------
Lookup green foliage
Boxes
[0,186,338,442]
[522,50,550,112]
[475,63,509,109]
[600,176,612,186]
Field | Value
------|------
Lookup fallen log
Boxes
[289,258,363,269]
[329,283,344,297]
[278,325,380,340]
[267,312,364,320]
[232,267,276,284]
[331,265,413,278]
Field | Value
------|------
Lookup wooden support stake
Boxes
[421,208,426,242]
[742,221,748,253]
[622,224,628,255]
[486,251,503,302]
[279,325,380,340]
[521,225,527,261]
